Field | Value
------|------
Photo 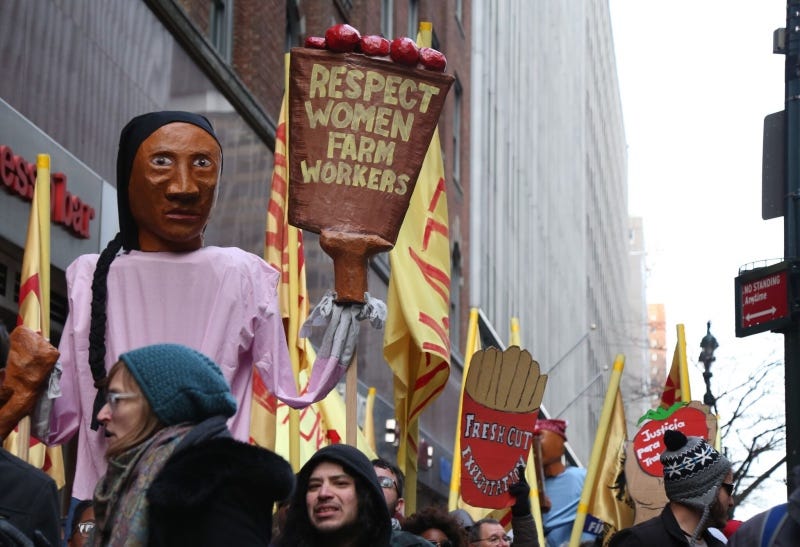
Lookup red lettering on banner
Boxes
[1,144,95,239]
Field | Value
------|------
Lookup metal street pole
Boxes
[784,0,800,493]
[699,321,718,414]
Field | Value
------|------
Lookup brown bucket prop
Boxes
[288,48,454,303]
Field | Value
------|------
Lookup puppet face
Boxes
[128,122,221,252]
[539,429,565,466]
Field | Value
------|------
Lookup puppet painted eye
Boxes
[152,155,172,166]
[194,157,213,168]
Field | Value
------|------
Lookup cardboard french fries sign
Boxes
[288,47,454,303]
[624,401,718,524]
[459,346,547,508]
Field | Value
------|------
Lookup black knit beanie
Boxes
[116,111,222,250]
[661,429,731,510]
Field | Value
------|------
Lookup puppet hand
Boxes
[509,463,531,517]
[328,304,361,368]
[302,292,387,368]
[0,326,59,439]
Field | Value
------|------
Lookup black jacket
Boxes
[147,429,294,547]
[609,505,725,547]
[0,448,60,547]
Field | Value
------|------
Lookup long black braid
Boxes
[88,232,123,430]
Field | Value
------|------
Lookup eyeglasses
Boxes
[721,482,735,496]
[76,521,95,537]
[106,392,139,409]
[377,476,397,491]
[472,535,512,545]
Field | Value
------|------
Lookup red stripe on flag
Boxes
[409,381,447,423]
[422,218,448,251]
[428,177,446,213]
[418,312,450,355]
[17,273,40,305]
[408,248,449,302]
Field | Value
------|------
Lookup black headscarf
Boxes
[116,111,222,250]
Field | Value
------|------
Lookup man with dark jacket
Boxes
[0,447,60,546]
[277,444,432,547]
[609,430,733,547]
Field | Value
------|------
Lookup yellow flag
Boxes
[3,154,65,488]
[253,53,314,465]
[580,390,634,545]
[383,21,452,513]
[570,356,628,547]
[659,324,691,408]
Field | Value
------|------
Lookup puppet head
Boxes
[116,111,222,251]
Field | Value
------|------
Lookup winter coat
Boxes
[147,435,294,546]
[0,448,60,547]
[609,506,726,547]
[512,512,541,547]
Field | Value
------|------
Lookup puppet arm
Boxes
[0,326,60,440]
[260,291,385,409]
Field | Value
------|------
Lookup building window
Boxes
[286,0,301,50]
[455,0,463,24]
[381,0,394,37]
[452,76,462,191]
[210,0,233,62]
[450,242,462,352]
[335,0,353,18]
[408,0,419,37]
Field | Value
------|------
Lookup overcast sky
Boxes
[610,1,788,518]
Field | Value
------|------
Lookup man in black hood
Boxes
[277,444,432,547]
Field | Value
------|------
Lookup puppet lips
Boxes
[165,209,202,221]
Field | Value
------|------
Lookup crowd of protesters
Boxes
[2,329,800,546]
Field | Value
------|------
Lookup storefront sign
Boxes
[1,144,95,238]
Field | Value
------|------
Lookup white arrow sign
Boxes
[745,306,777,322]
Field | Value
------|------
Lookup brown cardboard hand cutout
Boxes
[459,346,547,508]
[0,326,59,439]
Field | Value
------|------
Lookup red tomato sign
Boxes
[632,405,709,477]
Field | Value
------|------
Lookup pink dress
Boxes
[48,246,342,500]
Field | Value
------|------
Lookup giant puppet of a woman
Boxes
[44,111,366,502]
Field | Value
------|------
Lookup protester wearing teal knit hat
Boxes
[92,344,292,547]
[118,343,236,426]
